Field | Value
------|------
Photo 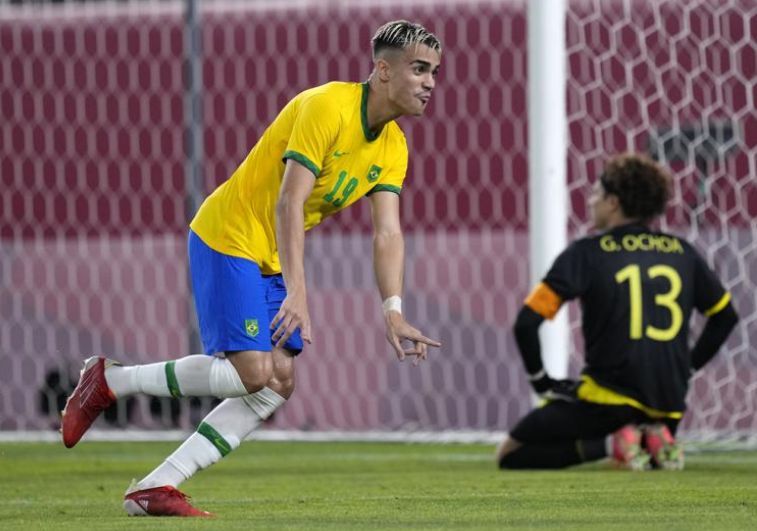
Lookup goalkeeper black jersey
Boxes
[539,223,730,413]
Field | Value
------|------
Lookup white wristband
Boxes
[527,369,546,382]
[382,295,402,314]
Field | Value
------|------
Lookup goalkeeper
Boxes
[61,20,442,517]
[497,153,738,470]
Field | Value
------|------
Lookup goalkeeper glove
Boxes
[529,371,579,402]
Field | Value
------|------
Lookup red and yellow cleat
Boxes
[643,423,684,470]
[60,356,118,448]
[610,424,650,471]
[124,483,213,517]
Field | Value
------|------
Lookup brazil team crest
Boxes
[367,164,382,182]
[244,319,259,337]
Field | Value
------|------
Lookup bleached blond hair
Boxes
[371,20,441,59]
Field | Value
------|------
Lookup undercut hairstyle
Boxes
[600,153,672,222]
[371,20,442,60]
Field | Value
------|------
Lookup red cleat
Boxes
[610,424,650,471]
[643,423,684,470]
[124,483,213,517]
[60,356,118,448]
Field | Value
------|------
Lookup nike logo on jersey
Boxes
[333,150,349,158]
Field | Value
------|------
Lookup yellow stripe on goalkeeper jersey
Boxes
[577,375,683,419]
[704,292,731,317]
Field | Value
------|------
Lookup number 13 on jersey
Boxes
[615,263,683,341]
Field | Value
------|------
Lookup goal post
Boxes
[527,0,569,380]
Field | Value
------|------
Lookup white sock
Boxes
[105,355,248,398]
[136,388,286,489]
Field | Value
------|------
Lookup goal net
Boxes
[1,0,754,445]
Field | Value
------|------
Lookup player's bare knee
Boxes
[267,374,295,399]
[238,366,272,393]
[267,364,295,399]
[267,348,296,398]
[227,352,273,394]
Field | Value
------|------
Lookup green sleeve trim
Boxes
[198,422,233,457]
[283,150,321,177]
[367,184,402,196]
[704,292,731,317]
[164,361,182,398]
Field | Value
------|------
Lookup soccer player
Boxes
[497,153,739,471]
[61,20,442,516]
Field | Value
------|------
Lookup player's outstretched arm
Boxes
[272,159,316,346]
[369,191,441,365]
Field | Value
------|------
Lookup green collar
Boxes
[361,82,381,142]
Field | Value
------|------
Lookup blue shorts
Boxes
[188,230,303,355]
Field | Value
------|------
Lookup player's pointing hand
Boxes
[384,310,441,366]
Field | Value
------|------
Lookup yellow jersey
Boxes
[190,81,408,275]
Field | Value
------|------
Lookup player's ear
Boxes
[375,56,392,82]
[607,194,622,213]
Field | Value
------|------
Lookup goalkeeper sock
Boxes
[577,438,608,462]
[499,441,586,469]
[105,355,248,398]
[136,388,285,489]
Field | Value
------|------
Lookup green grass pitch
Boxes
[1,441,756,529]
